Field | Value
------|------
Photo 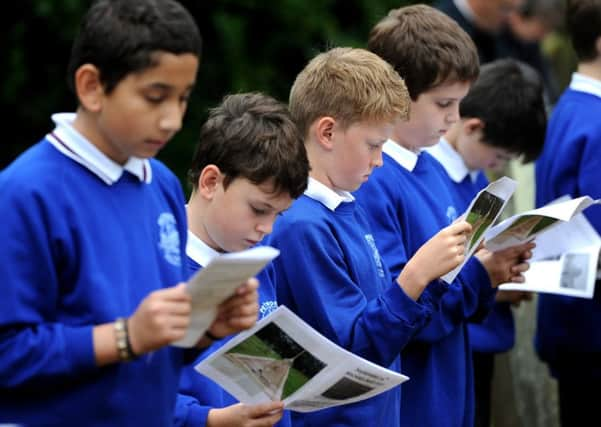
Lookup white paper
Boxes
[173,246,280,348]
[195,306,408,412]
[499,245,601,299]
[441,176,517,283]
[484,196,601,252]
[499,205,601,299]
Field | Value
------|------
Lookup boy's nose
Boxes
[372,149,384,168]
[256,220,274,235]
[446,105,460,124]
[159,103,184,133]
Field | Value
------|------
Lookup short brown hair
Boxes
[368,4,479,100]
[567,0,601,62]
[289,47,410,139]
[188,92,309,199]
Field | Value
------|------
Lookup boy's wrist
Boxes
[114,317,138,362]
[397,263,429,300]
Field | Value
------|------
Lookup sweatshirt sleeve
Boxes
[173,393,211,427]
[411,257,496,343]
[0,181,98,388]
[268,217,430,368]
[356,171,496,343]
[579,126,601,232]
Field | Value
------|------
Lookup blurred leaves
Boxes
[1,0,422,190]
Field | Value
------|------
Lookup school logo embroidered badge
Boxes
[259,300,278,318]
[157,212,182,267]
[364,234,385,278]
[446,205,458,224]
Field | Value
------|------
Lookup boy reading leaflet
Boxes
[0,1,258,425]
[266,47,474,427]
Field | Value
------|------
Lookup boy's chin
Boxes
[230,241,257,252]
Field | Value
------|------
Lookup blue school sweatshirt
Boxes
[265,178,435,427]
[0,115,195,426]
[427,140,515,354]
[174,233,290,427]
[535,74,601,379]
[354,141,495,427]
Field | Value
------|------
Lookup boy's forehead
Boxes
[347,119,394,137]
[232,177,293,201]
[130,51,199,82]
[421,80,472,99]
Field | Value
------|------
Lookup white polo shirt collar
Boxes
[47,113,152,185]
[304,177,354,211]
[383,139,419,172]
[570,73,601,100]
[186,230,221,268]
[426,138,479,183]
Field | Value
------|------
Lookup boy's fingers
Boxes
[509,274,526,284]
[219,290,259,311]
[236,278,260,295]
[164,301,192,316]
[452,220,472,234]
[511,262,530,274]
[247,401,285,417]
[158,283,192,301]
[219,301,260,320]
[227,312,259,328]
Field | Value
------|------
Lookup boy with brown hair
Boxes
[427,58,546,427]
[266,47,474,427]
[355,5,534,427]
[174,92,310,427]
[0,1,258,425]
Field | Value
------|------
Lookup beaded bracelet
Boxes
[114,317,137,362]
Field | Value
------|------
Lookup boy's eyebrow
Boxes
[145,82,196,91]
[250,200,277,210]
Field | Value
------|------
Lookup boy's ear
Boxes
[314,116,336,150]
[74,64,104,113]
[197,165,223,200]
[463,118,485,135]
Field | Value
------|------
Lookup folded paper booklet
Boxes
[441,176,517,283]
[173,246,281,348]
[499,209,601,299]
[195,306,408,412]
[483,195,600,252]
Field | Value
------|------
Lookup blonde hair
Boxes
[289,47,410,138]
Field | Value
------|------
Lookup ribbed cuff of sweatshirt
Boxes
[383,281,432,328]
[63,324,97,372]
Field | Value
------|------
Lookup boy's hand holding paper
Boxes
[484,196,601,252]
[498,208,601,299]
[174,246,280,348]
[441,177,517,283]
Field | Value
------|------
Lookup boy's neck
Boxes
[305,140,336,190]
[73,109,128,165]
[186,195,218,251]
[308,170,334,190]
[390,124,419,153]
[578,60,601,82]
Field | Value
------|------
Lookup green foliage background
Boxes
[1,0,425,191]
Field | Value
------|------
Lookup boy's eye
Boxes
[437,101,452,108]
[145,94,165,104]
[250,205,267,215]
